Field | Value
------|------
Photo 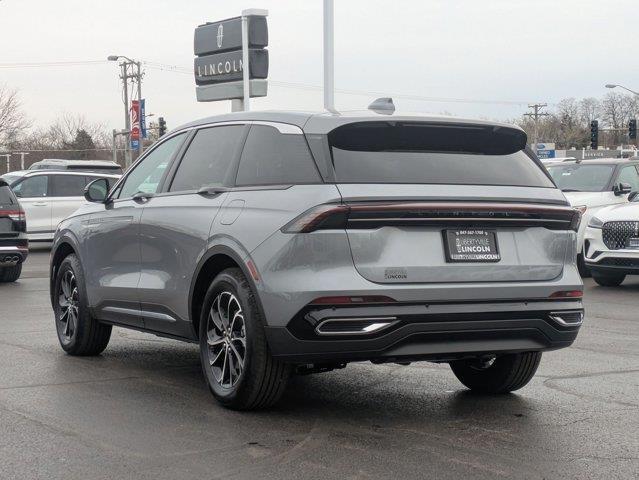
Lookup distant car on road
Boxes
[1,170,120,241]
[0,178,27,282]
[584,195,639,286]
[546,158,639,275]
[49,110,583,410]
[29,159,123,175]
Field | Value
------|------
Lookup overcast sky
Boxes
[1,0,638,131]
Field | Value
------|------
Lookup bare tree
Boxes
[45,113,110,149]
[0,85,30,147]
[579,97,600,125]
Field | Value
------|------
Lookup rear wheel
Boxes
[592,271,625,287]
[199,268,291,410]
[450,352,542,393]
[54,254,112,355]
[0,264,22,282]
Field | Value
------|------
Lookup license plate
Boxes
[444,229,500,262]
[627,237,639,249]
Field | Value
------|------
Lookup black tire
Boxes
[0,264,22,282]
[450,352,542,394]
[577,253,591,278]
[53,254,111,356]
[199,268,291,410]
[592,271,625,287]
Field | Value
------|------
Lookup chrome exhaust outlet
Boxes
[315,316,398,336]
[549,311,583,327]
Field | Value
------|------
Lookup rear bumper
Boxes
[0,245,28,266]
[266,299,583,363]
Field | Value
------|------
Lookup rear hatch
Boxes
[326,121,576,284]
[0,181,25,238]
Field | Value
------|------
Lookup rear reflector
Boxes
[549,290,583,299]
[309,295,396,305]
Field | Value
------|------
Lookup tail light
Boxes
[549,290,583,299]
[282,202,583,233]
[2,209,27,232]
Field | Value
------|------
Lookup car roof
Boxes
[32,159,121,166]
[174,109,524,136]
[4,170,120,179]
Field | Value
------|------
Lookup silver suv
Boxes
[50,111,584,409]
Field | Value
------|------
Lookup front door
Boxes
[85,133,187,327]
[12,174,52,239]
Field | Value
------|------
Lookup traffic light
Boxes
[590,120,598,150]
[630,119,637,140]
[158,117,167,137]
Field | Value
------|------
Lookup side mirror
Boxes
[613,182,632,196]
[84,178,109,203]
[629,191,639,202]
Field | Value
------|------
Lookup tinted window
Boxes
[119,133,186,198]
[617,166,639,191]
[50,175,89,197]
[236,125,321,186]
[327,122,552,187]
[13,175,48,198]
[0,185,16,206]
[548,164,616,192]
[170,126,244,192]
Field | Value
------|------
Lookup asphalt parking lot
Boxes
[0,246,637,480]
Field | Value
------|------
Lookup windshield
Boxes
[327,122,553,187]
[547,164,615,192]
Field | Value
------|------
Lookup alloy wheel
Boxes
[58,270,79,342]
[206,291,247,389]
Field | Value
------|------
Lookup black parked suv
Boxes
[0,179,28,282]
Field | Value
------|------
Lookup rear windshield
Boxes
[327,122,553,187]
[547,164,615,192]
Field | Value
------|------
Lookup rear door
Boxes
[137,124,246,336]
[49,174,90,228]
[11,174,52,239]
[326,121,573,284]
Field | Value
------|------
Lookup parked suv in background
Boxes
[29,159,123,175]
[584,194,639,286]
[50,111,583,410]
[546,158,639,275]
[1,170,120,241]
[0,178,28,282]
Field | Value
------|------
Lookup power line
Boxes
[0,60,109,68]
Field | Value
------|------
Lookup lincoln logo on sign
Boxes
[216,24,224,48]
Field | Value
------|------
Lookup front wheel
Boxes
[199,268,291,410]
[53,254,112,355]
[591,271,625,287]
[450,352,542,393]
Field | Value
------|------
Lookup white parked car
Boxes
[583,196,639,286]
[0,170,120,241]
[546,158,639,275]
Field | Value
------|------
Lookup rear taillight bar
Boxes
[0,209,27,232]
[282,202,581,233]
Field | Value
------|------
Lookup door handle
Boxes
[132,192,154,203]
[33,202,48,206]
[197,185,230,197]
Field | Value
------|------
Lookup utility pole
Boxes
[524,103,549,153]
[323,0,337,113]
[108,55,144,167]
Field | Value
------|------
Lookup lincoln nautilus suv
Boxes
[49,110,584,409]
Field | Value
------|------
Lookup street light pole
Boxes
[121,62,131,167]
[323,0,337,113]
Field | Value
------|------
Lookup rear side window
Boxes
[170,125,244,192]
[236,125,321,186]
[50,175,89,197]
[327,122,553,187]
